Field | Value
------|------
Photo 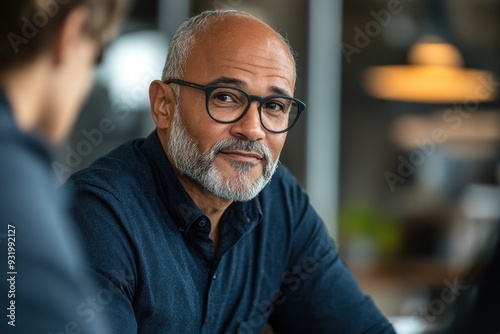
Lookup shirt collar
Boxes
[141,131,263,236]
[0,92,53,165]
[0,93,14,122]
[142,131,204,234]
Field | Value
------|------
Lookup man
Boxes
[66,9,396,333]
[0,0,128,333]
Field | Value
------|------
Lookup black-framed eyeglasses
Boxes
[165,79,306,134]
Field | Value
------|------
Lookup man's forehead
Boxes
[206,76,292,97]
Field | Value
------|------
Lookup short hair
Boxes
[0,0,130,73]
[162,9,297,87]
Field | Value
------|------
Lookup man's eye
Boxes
[265,101,285,112]
[215,93,234,102]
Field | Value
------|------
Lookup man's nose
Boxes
[229,102,266,141]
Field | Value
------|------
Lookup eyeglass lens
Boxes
[208,87,299,132]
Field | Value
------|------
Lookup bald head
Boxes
[162,10,296,86]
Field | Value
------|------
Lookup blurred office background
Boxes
[54,0,500,332]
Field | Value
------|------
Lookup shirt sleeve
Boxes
[65,181,139,334]
[267,179,396,334]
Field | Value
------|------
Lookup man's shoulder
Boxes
[65,137,149,192]
[264,163,303,194]
[258,163,310,211]
[0,122,53,191]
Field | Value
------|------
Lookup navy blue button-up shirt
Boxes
[65,131,395,334]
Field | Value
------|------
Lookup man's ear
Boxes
[53,6,90,65]
[149,80,176,129]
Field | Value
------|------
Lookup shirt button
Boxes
[198,220,207,227]
[212,274,217,280]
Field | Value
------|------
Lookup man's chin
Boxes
[211,182,262,202]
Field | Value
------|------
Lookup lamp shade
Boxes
[363,38,497,103]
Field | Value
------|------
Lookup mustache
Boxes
[210,139,272,163]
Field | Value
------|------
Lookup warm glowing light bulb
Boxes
[362,37,497,103]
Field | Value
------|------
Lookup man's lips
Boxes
[219,150,264,163]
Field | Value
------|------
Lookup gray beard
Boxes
[168,107,279,202]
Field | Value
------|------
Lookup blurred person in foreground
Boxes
[0,0,128,332]
[65,9,396,334]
